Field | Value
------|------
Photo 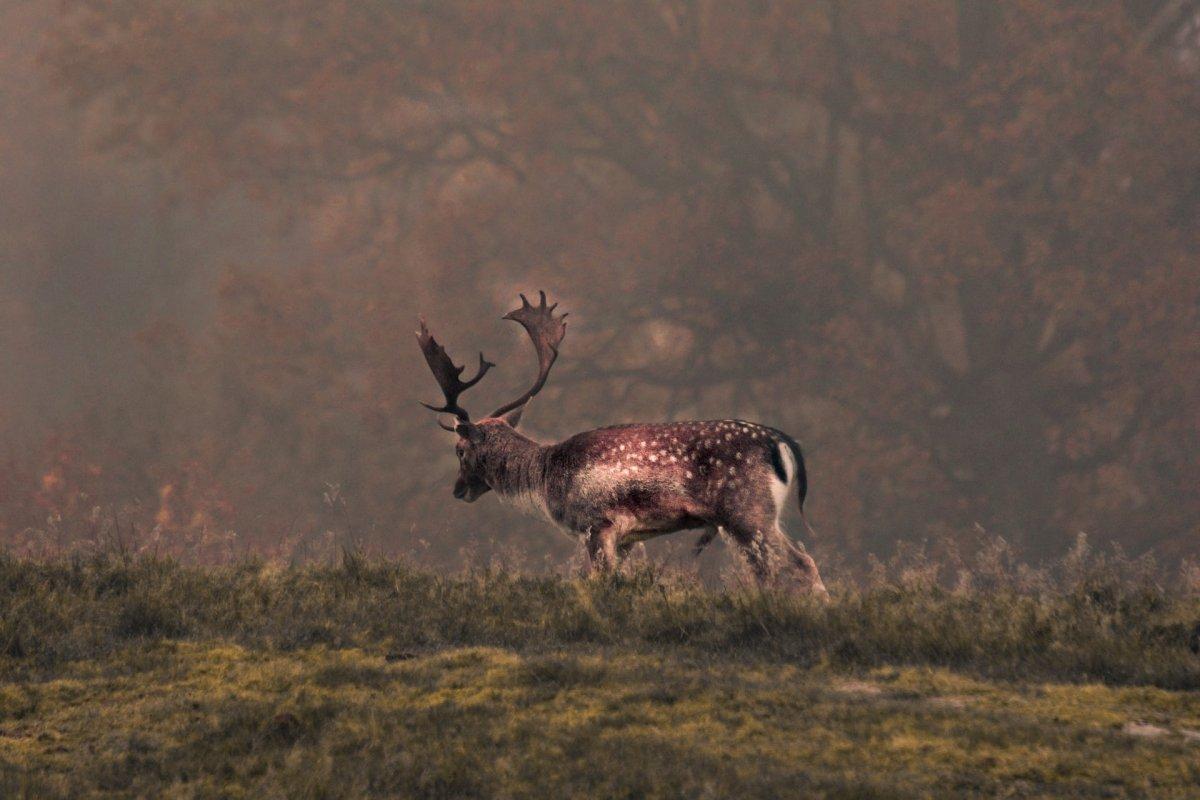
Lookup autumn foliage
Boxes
[1,1,1197,567]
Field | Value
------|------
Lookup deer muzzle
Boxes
[453,476,489,502]
[453,477,470,500]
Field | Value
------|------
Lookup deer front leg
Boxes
[617,538,646,564]
[584,523,621,574]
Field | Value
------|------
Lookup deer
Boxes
[416,291,826,595]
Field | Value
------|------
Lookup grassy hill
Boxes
[1,549,1198,798]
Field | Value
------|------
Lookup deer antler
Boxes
[415,317,494,428]
[489,291,568,418]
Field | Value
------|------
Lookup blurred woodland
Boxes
[0,0,1197,569]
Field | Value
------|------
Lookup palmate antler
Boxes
[490,291,568,418]
[415,317,494,430]
[416,291,566,430]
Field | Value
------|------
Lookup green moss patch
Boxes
[1,643,1197,798]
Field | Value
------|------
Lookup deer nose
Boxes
[453,479,467,499]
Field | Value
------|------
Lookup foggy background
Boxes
[2,0,1197,572]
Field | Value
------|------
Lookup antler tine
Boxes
[415,316,495,423]
[489,290,568,418]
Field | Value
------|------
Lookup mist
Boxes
[1,0,1197,572]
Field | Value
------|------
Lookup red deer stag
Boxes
[416,291,826,594]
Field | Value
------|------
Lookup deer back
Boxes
[542,420,804,527]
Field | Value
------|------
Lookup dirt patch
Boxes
[832,680,883,696]
[928,695,972,709]
[1122,722,1171,738]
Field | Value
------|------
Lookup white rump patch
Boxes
[769,441,795,522]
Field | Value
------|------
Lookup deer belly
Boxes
[555,471,708,534]
[628,513,707,537]
[608,487,707,535]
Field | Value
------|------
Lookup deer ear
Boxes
[454,422,481,441]
[499,405,525,428]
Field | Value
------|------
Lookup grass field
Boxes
[1,548,1199,798]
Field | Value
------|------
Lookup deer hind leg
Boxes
[726,512,826,595]
[692,525,721,557]
[777,529,827,597]
[724,516,787,586]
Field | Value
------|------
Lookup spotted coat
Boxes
[455,417,825,593]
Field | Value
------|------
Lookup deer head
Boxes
[416,291,568,501]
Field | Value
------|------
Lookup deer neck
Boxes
[482,429,548,502]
